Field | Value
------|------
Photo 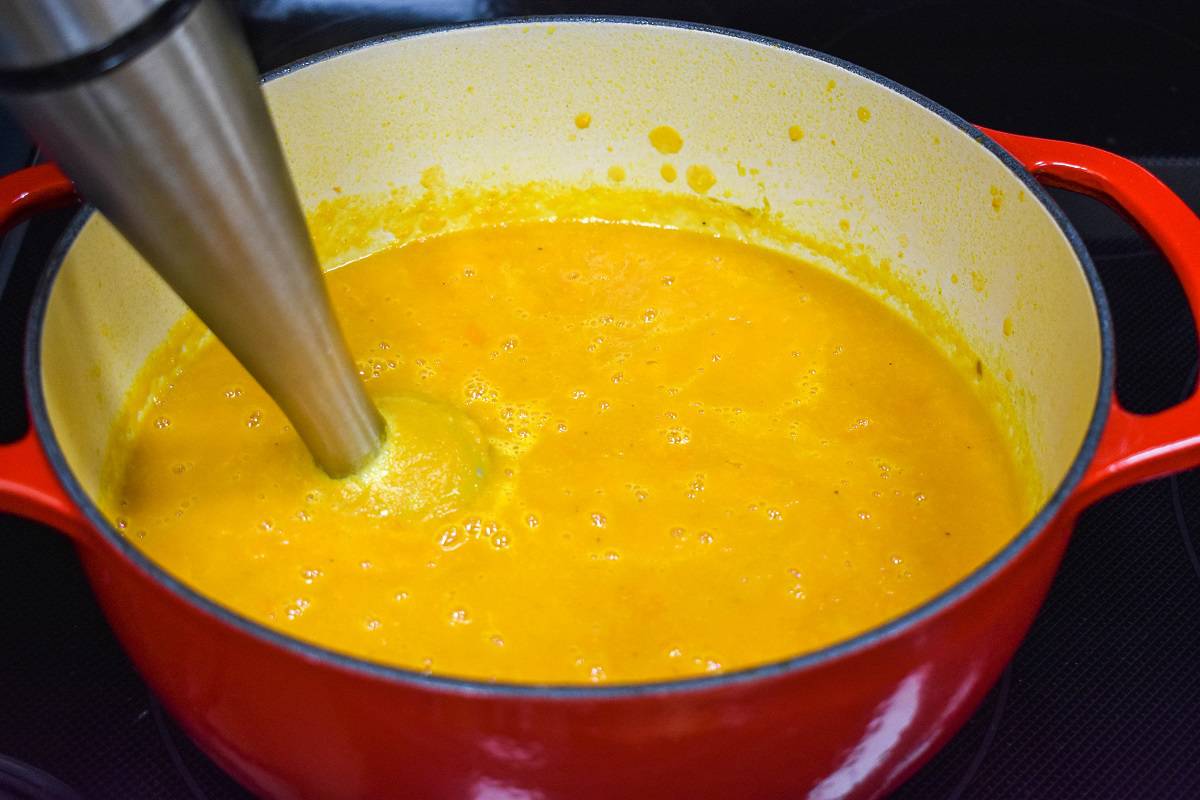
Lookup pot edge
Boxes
[23,14,1115,699]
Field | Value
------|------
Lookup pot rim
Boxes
[24,15,1114,699]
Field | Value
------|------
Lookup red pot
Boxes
[2,19,1200,800]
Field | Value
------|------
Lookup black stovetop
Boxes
[2,2,1199,798]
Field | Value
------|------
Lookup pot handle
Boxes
[0,163,90,542]
[981,127,1200,510]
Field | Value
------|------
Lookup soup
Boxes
[101,219,1032,684]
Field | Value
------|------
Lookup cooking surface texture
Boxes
[1,1,1199,797]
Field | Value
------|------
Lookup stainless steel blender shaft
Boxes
[0,0,385,477]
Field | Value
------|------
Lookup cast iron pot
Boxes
[2,18,1200,800]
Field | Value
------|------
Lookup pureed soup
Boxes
[101,191,1035,684]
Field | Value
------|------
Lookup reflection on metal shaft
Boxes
[0,0,385,476]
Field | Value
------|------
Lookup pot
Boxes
[2,18,1199,800]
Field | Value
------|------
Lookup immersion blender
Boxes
[0,0,385,477]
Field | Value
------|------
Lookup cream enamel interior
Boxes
[39,21,1099,542]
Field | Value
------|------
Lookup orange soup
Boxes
[101,219,1032,684]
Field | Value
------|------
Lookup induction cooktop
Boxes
[1,2,1198,797]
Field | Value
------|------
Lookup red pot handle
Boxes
[0,164,90,542]
[4,142,1199,534]
[981,127,1200,511]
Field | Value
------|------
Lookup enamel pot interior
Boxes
[35,19,1101,681]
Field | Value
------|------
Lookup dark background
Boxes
[2,1,1199,797]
